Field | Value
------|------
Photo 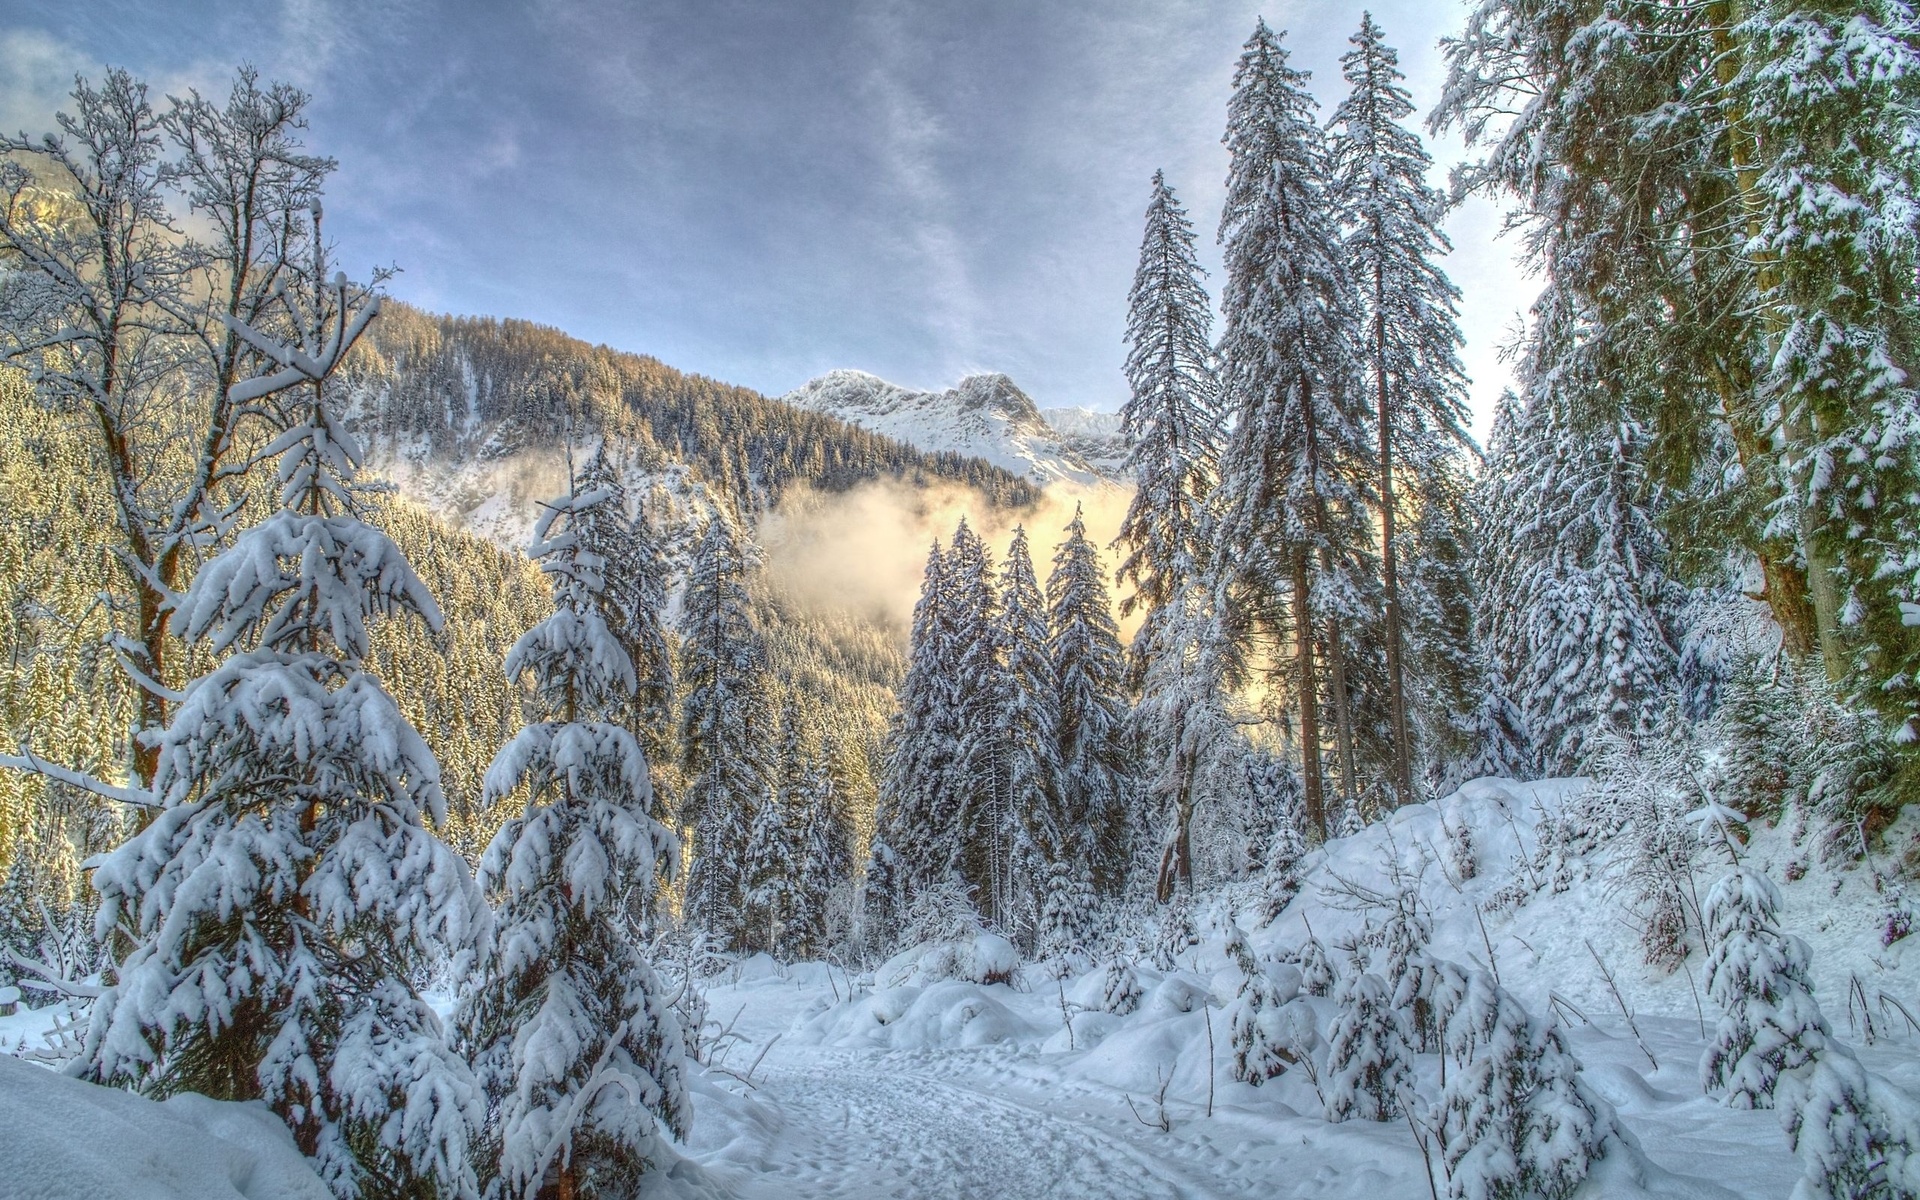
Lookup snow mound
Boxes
[0,1052,331,1200]
[798,979,1035,1050]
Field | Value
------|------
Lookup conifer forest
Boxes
[1,4,1919,1198]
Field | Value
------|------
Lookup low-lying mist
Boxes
[760,477,1140,642]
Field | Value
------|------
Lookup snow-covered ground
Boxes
[8,777,1917,1198]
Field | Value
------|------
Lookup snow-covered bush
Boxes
[454,480,689,1199]
[78,291,488,1200]
[1224,924,1299,1085]
[1323,967,1413,1121]
[1037,859,1097,963]
[1100,958,1143,1016]
[1701,866,1826,1109]
[1439,980,1615,1200]
[1292,932,1336,997]
[1152,892,1199,970]
[1776,1047,1920,1200]
[1380,901,1440,1051]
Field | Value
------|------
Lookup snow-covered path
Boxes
[729,1046,1225,1200]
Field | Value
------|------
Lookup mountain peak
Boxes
[781,370,1123,488]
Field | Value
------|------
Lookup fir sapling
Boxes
[1701,867,1825,1110]
[1324,961,1415,1122]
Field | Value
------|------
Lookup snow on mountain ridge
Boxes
[782,370,1126,489]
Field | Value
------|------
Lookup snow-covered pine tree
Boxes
[1225,924,1293,1085]
[1329,12,1472,807]
[1477,321,1683,775]
[873,539,957,941]
[1116,171,1220,668]
[946,518,1012,924]
[1438,978,1615,1200]
[456,477,688,1200]
[1101,956,1144,1016]
[1136,571,1245,901]
[1214,20,1374,841]
[1294,931,1336,998]
[1035,858,1097,963]
[1048,505,1132,895]
[1324,962,1413,1121]
[1736,0,1920,733]
[1700,866,1825,1109]
[997,525,1059,946]
[80,274,487,1199]
[570,448,676,776]
[789,747,842,959]
[1152,891,1198,971]
[678,506,766,945]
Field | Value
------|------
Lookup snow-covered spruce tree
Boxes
[1225,925,1294,1085]
[997,524,1059,945]
[1475,321,1683,776]
[80,278,487,1199]
[947,519,1013,925]
[1101,956,1143,1016]
[1048,505,1132,895]
[1294,931,1336,998]
[1116,170,1220,668]
[1735,0,1920,713]
[1136,570,1245,901]
[1324,962,1413,1122]
[877,537,960,911]
[1036,858,1097,963]
[678,506,766,945]
[456,479,688,1200]
[789,747,843,960]
[1328,12,1472,807]
[1213,20,1374,841]
[1381,900,1441,1052]
[1699,865,1824,1110]
[1439,979,1615,1200]
[570,448,676,781]
[1152,891,1198,971]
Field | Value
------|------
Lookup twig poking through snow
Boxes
[1586,939,1657,1071]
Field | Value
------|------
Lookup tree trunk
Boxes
[1292,546,1326,842]
[1373,275,1413,806]
[1325,612,1359,823]
[1711,2,1847,681]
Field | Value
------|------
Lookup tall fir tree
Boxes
[456,478,687,1200]
[1047,506,1132,895]
[678,505,765,945]
[875,539,959,917]
[1117,171,1221,671]
[946,519,1010,921]
[1329,13,1472,806]
[570,448,676,790]
[78,280,487,1200]
[996,525,1060,944]
[1214,20,1374,839]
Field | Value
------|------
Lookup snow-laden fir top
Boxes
[782,370,1126,488]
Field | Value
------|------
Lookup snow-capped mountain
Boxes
[782,370,1127,488]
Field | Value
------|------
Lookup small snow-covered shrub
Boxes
[1224,926,1300,1085]
[1440,980,1615,1200]
[1292,934,1336,997]
[1100,958,1143,1016]
[1038,860,1098,963]
[1152,893,1199,970]
[1777,1047,1920,1200]
[1324,969,1413,1122]
[1701,867,1826,1109]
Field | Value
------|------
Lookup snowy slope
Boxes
[1040,405,1129,478]
[673,777,1920,1200]
[782,370,1125,488]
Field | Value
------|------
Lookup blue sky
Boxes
[2,0,1534,430]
